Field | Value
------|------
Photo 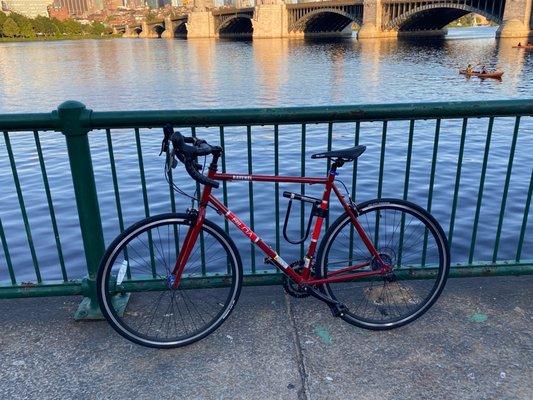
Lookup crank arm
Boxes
[305,285,348,317]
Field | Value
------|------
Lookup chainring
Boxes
[283,260,311,298]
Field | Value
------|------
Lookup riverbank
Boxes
[0,34,121,43]
[1,276,531,399]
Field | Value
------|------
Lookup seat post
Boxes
[330,158,345,173]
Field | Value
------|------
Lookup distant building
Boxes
[3,0,49,17]
[56,0,93,16]
[48,2,70,20]
[171,0,181,5]
[104,0,124,11]
[124,0,143,7]
[92,0,104,10]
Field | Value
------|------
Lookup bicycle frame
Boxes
[171,162,390,289]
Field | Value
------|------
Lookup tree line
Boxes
[0,12,113,39]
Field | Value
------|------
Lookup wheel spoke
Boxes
[320,202,448,328]
[99,217,241,348]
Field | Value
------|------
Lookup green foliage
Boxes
[0,12,114,40]
[146,11,157,23]
[2,17,20,38]
[0,11,6,36]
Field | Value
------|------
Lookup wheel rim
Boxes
[100,218,239,346]
[320,203,447,327]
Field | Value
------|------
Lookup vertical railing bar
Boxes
[190,127,206,275]
[516,169,532,262]
[300,124,306,259]
[374,121,387,248]
[274,125,280,257]
[326,122,333,231]
[247,125,256,273]
[219,126,231,274]
[398,119,415,266]
[106,129,131,279]
[421,119,440,266]
[493,116,520,263]
[348,122,360,264]
[0,216,16,284]
[3,132,42,283]
[134,128,156,276]
[106,129,126,234]
[448,118,468,248]
[34,131,67,281]
[219,127,229,235]
[468,117,493,264]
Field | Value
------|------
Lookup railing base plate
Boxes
[74,293,130,321]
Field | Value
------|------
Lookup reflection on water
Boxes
[0,27,531,282]
[0,27,531,112]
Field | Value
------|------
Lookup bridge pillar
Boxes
[497,0,532,38]
[123,25,133,38]
[162,17,174,38]
[139,21,157,38]
[358,0,394,39]
[252,1,289,38]
[187,11,216,38]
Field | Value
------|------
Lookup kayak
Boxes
[459,70,504,79]
[512,45,533,49]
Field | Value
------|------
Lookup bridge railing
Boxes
[0,100,531,317]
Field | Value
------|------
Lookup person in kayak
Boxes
[480,65,488,74]
[466,64,473,74]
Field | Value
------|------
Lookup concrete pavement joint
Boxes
[283,292,312,400]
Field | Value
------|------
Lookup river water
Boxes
[0,27,531,281]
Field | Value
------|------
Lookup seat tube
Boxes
[302,164,336,279]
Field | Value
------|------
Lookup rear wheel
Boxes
[316,199,449,330]
[97,213,242,348]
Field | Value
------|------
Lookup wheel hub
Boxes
[371,250,394,271]
[166,274,176,289]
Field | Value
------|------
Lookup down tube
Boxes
[208,194,303,282]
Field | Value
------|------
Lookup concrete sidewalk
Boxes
[1,276,531,400]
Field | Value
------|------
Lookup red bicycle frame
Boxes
[172,162,389,288]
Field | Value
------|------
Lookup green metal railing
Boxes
[0,100,531,318]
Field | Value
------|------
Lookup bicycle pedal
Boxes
[330,303,348,318]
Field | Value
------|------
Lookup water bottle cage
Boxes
[282,192,327,245]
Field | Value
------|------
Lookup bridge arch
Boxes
[152,24,166,38]
[133,26,142,36]
[217,14,253,37]
[173,20,187,37]
[292,8,361,34]
[384,3,502,31]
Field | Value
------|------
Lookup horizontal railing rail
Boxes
[2,100,533,131]
[0,99,532,318]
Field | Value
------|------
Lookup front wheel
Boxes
[316,199,450,330]
[97,213,243,348]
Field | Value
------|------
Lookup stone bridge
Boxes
[115,0,532,39]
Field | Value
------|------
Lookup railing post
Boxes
[57,101,105,320]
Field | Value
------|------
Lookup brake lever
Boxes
[159,138,168,156]
[160,124,175,156]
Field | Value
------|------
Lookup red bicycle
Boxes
[97,126,450,348]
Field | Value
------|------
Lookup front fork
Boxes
[170,185,212,289]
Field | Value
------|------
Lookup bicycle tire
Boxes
[97,213,243,348]
[316,198,450,330]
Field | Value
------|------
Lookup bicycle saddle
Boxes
[311,145,366,161]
